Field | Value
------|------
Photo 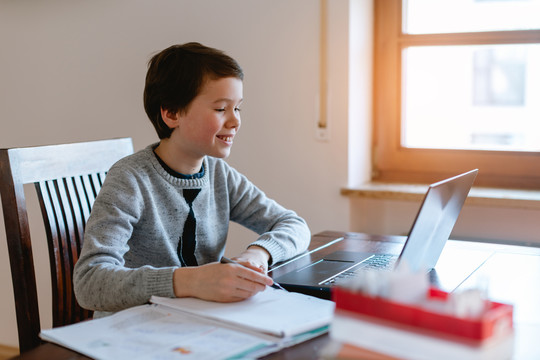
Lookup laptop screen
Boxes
[397,169,478,272]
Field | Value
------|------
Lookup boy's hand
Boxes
[233,246,271,273]
[173,261,272,303]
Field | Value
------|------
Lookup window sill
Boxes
[341,183,540,210]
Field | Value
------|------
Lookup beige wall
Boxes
[0,0,354,347]
[1,0,538,349]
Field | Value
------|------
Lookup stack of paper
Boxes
[40,287,335,360]
[327,312,514,360]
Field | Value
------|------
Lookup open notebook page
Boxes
[151,286,335,338]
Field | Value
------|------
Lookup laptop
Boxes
[274,169,479,298]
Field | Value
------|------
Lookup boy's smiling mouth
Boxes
[217,135,234,142]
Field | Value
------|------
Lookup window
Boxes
[373,0,540,189]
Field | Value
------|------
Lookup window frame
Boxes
[373,0,540,189]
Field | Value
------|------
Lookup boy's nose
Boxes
[227,112,241,129]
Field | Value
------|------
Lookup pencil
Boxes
[220,256,288,291]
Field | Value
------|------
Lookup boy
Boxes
[73,43,310,316]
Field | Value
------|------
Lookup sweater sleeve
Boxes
[222,163,311,265]
[73,165,177,313]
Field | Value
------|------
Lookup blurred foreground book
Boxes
[323,285,514,360]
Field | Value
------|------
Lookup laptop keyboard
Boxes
[361,254,397,270]
[321,254,397,286]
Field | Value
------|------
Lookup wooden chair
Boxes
[0,138,133,353]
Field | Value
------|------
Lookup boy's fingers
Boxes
[228,264,272,288]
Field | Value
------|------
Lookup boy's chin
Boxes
[210,151,231,159]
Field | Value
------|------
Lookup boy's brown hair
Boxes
[143,42,244,139]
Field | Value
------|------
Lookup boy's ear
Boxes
[160,108,180,129]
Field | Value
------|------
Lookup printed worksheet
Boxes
[40,304,275,360]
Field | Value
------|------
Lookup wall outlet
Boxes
[315,126,330,141]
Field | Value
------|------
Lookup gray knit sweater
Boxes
[73,144,310,314]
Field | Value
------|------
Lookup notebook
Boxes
[274,169,479,299]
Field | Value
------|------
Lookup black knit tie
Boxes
[178,188,201,267]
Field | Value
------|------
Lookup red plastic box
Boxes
[332,286,513,342]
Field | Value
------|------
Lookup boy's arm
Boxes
[224,165,311,265]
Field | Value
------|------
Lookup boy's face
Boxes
[175,77,243,161]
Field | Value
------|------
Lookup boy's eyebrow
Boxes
[212,98,243,104]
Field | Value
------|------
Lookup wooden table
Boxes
[12,231,540,360]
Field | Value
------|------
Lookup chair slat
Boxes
[89,173,102,199]
[60,176,96,324]
[81,175,97,210]
[54,178,79,326]
[36,180,67,327]
[67,176,99,323]
[72,175,92,228]
[64,178,85,254]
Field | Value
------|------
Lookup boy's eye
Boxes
[215,107,241,113]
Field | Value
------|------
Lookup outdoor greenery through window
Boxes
[373,0,540,189]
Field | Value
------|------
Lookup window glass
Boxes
[402,44,540,151]
[405,0,540,34]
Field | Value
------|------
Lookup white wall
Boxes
[1,0,538,350]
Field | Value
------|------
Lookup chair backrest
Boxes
[0,138,133,353]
